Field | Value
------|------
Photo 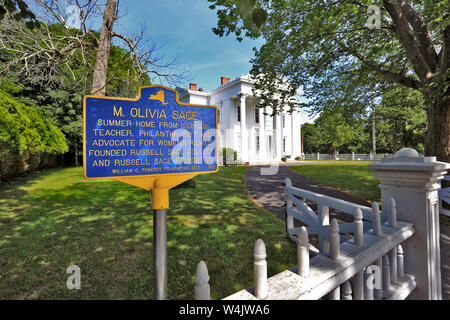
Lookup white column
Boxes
[291,113,298,157]
[239,94,248,162]
[275,113,282,159]
[226,98,233,149]
[259,107,265,161]
[294,112,302,157]
[265,106,274,160]
[223,98,235,165]
[369,148,449,300]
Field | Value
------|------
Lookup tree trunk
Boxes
[424,93,450,164]
[75,143,78,167]
[91,0,117,96]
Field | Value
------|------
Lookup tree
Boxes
[302,86,426,155]
[0,27,152,165]
[376,85,427,153]
[0,0,39,28]
[0,0,189,164]
[301,123,322,153]
[0,0,188,94]
[0,90,68,180]
[314,110,356,158]
[91,0,116,95]
[208,0,449,162]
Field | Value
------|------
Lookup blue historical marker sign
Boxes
[83,85,218,179]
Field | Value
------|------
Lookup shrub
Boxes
[0,91,68,181]
[295,156,302,161]
[220,147,238,166]
[281,156,287,162]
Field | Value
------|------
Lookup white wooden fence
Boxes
[195,184,415,300]
[284,177,378,253]
[194,148,448,300]
[302,152,393,161]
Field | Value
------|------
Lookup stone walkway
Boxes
[244,163,449,300]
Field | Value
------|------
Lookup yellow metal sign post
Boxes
[83,85,218,299]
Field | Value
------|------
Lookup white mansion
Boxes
[176,75,306,164]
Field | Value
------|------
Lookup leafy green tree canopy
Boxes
[208,0,449,161]
[0,0,39,28]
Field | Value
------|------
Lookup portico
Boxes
[177,75,303,163]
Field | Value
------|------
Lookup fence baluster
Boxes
[372,202,383,299]
[390,246,398,285]
[329,219,340,300]
[284,178,294,233]
[330,218,340,260]
[389,197,397,227]
[330,287,340,300]
[298,227,310,277]
[354,208,363,246]
[254,239,268,299]
[372,202,382,236]
[343,281,352,300]
[375,257,383,299]
[318,204,330,254]
[398,245,404,279]
[364,267,374,300]
[195,261,210,300]
[354,270,364,300]
[383,255,391,291]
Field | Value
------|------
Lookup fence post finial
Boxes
[354,208,363,246]
[388,197,397,227]
[372,202,381,236]
[329,218,340,260]
[254,239,268,299]
[195,261,210,300]
[298,226,310,277]
[284,177,292,188]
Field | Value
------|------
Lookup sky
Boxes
[71,0,314,123]
[111,0,265,92]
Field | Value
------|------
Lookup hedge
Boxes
[0,91,68,181]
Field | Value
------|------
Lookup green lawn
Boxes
[290,161,381,203]
[0,166,296,300]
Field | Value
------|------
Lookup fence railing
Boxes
[284,177,378,253]
[195,180,416,300]
[302,153,393,161]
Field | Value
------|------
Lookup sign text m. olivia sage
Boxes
[83,85,218,180]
